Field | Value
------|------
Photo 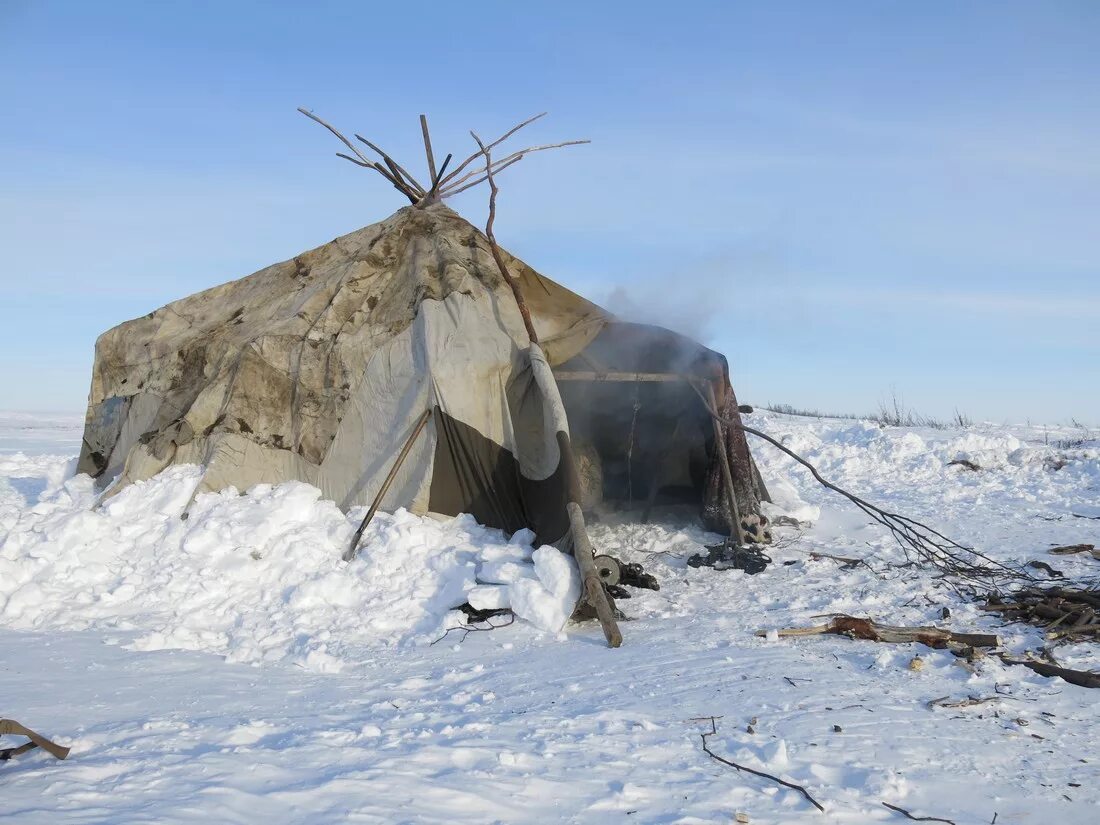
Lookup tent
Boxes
[77,202,768,547]
[77,110,773,645]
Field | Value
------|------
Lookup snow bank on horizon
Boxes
[0,462,579,671]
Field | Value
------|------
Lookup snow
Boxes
[0,455,581,667]
[1,410,1098,823]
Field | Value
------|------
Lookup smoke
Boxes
[599,284,724,344]
[594,243,788,345]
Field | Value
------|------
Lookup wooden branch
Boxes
[760,615,999,650]
[298,107,376,166]
[470,131,540,344]
[433,153,452,186]
[298,109,586,205]
[439,152,532,193]
[335,153,419,203]
[437,112,547,189]
[926,695,997,709]
[435,155,525,198]
[881,802,956,824]
[419,113,438,184]
[298,108,420,202]
[427,153,453,200]
[700,717,824,813]
[998,657,1100,689]
[333,152,372,168]
[1048,543,1096,555]
[808,551,868,569]
[381,156,419,196]
[430,611,515,646]
[438,140,591,195]
[344,409,432,562]
[355,135,427,196]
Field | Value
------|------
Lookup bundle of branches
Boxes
[297,109,587,206]
[689,382,1032,593]
[984,587,1100,642]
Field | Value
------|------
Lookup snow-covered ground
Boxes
[1,410,1097,823]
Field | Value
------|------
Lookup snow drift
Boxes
[0,459,580,671]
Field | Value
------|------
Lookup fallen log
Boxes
[760,615,999,650]
[998,657,1100,690]
[1048,543,1096,556]
[761,615,1100,689]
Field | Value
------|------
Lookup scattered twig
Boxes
[881,801,956,824]
[430,611,515,646]
[808,551,871,570]
[927,695,997,710]
[699,717,825,813]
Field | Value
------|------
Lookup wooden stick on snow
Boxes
[759,615,999,649]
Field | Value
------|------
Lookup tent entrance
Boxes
[554,370,715,520]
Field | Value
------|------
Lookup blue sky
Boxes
[1,1,1097,422]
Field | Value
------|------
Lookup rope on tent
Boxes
[687,380,1032,593]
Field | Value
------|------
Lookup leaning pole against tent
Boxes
[469,130,621,648]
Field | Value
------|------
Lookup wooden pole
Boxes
[420,114,438,186]
[344,409,432,562]
[701,380,746,545]
[471,130,621,647]
[568,503,623,647]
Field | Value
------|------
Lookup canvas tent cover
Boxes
[78,204,764,545]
